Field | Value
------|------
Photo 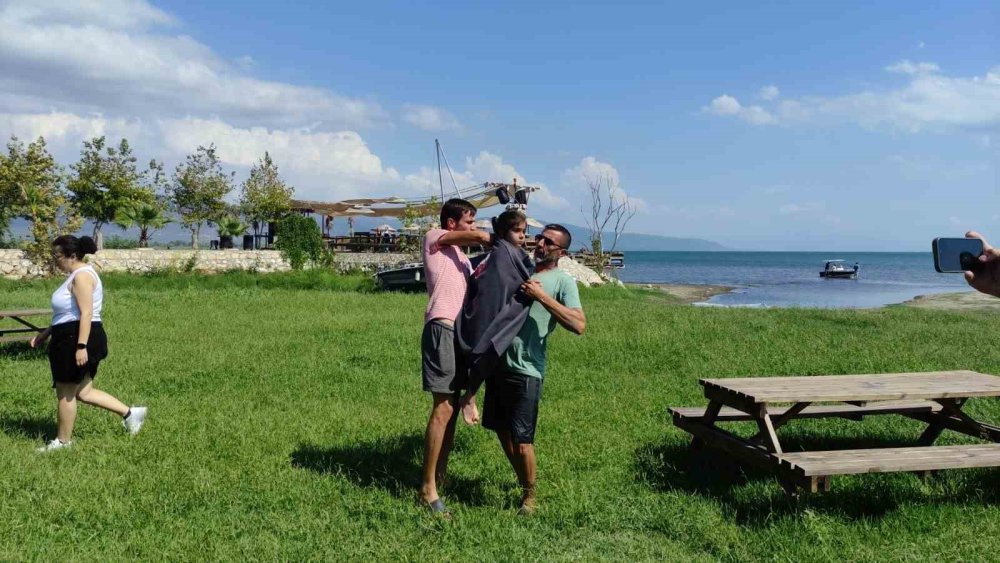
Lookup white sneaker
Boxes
[123,406,147,436]
[37,439,72,453]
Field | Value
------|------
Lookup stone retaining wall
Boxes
[0,248,603,285]
[0,249,417,279]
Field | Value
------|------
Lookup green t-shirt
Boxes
[503,269,583,379]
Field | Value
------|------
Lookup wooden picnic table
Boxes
[670,370,1000,494]
[0,309,49,344]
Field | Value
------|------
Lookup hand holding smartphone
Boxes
[932,237,984,273]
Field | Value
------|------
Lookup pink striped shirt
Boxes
[423,228,472,323]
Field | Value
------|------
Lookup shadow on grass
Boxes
[0,341,47,360]
[290,432,490,506]
[635,431,1000,526]
[0,414,55,440]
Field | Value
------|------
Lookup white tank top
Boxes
[51,265,103,326]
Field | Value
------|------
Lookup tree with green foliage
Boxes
[168,144,234,249]
[240,152,294,245]
[275,213,331,270]
[67,137,157,250]
[397,198,438,256]
[0,136,83,268]
[115,201,171,248]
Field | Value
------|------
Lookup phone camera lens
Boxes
[960,251,978,271]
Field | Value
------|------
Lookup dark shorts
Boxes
[421,320,467,394]
[482,370,543,445]
[48,321,108,387]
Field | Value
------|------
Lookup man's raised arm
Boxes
[438,230,492,247]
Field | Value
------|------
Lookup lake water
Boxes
[615,251,973,308]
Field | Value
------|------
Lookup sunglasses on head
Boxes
[534,234,563,249]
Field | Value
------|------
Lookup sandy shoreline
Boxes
[628,283,1000,311]
[901,290,1000,311]
[627,282,736,304]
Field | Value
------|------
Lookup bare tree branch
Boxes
[580,172,636,257]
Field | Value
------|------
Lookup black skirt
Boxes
[48,321,109,386]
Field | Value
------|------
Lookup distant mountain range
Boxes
[5,215,727,252]
[556,222,728,252]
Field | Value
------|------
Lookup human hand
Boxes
[521,279,546,301]
[30,333,48,348]
[75,348,88,367]
[964,231,1000,298]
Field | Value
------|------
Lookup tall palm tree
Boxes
[115,203,171,248]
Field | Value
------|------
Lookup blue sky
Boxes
[1,0,997,250]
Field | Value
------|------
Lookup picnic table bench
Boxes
[670,370,1000,494]
[0,309,49,344]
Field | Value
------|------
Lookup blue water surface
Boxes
[616,251,972,308]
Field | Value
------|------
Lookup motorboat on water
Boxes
[820,259,859,279]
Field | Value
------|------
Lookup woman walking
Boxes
[30,235,146,452]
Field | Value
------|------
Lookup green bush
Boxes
[274,214,332,270]
[103,235,140,249]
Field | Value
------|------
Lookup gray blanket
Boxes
[456,239,533,394]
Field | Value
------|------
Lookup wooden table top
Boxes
[0,309,50,318]
[701,370,1000,403]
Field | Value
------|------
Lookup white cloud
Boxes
[0,111,142,150]
[759,85,780,100]
[5,0,176,30]
[705,95,776,124]
[706,62,1000,132]
[708,94,741,116]
[561,156,647,213]
[885,60,940,75]
[158,118,402,198]
[562,156,620,186]
[0,0,387,129]
[402,104,461,132]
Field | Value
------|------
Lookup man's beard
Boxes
[534,253,557,266]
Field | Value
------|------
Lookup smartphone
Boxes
[932,237,984,273]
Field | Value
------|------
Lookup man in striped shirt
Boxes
[419,198,491,515]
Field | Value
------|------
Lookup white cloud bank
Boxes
[706,61,1000,132]
[402,105,462,132]
[0,0,556,205]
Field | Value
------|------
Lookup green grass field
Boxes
[3,271,1000,560]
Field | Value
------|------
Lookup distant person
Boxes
[482,224,586,515]
[30,235,147,452]
[853,262,860,274]
[419,199,491,515]
[964,231,1000,297]
[455,209,533,425]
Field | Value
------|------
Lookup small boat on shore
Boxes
[374,262,425,291]
[820,259,859,279]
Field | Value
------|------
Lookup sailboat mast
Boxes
[435,139,444,202]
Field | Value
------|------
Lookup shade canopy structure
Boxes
[474,216,545,231]
[291,182,539,220]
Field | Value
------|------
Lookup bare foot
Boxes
[461,397,480,425]
[518,489,537,516]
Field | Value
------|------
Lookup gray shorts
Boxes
[421,320,467,394]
